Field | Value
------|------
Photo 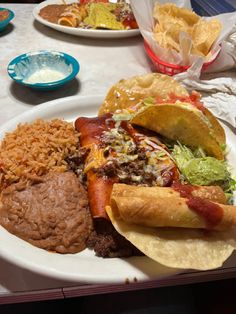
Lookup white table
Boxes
[0,3,149,126]
[0,3,236,305]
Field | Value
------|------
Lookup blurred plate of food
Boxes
[33,0,140,38]
[0,7,14,32]
[0,73,236,283]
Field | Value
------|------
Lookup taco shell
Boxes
[131,103,225,160]
[204,107,226,146]
[98,73,188,115]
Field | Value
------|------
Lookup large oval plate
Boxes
[0,95,235,283]
[0,95,180,284]
[33,0,140,39]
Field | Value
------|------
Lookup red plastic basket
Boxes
[144,41,220,76]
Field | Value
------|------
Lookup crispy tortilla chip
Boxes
[106,206,236,270]
[154,3,200,28]
[131,103,224,160]
[191,19,222,56]
[99,73,188,115]
[153,3,221,57]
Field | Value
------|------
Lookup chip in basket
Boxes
[153,3,222,58]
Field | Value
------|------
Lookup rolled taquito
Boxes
[109,184,236,231]
[58,15,78,27]
[111,183,227,204]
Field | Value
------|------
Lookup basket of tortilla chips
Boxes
[130,1,222,75]
[144,41,220,76]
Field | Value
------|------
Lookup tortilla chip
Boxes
[130,103,224,160]
[99,73,188,115]
[192,19,222,56]
[153,3,200,28]
[153,3,221,57]
[106,206,236,270]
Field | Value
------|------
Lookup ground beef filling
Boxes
[0,172,92,254]
[94,121,176,187]
[94,151,158,186]
[66,146,90,186]
[87,219,142,258]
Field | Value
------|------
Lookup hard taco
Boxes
[130,92,226,160]
[98,73,188,115]
[99,73,225,160]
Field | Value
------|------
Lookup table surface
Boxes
[1,3,236,305]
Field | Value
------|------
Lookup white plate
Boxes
[0,95,235,284]
[33,0,140,39]
[0,95,180,284]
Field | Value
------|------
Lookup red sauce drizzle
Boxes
[172,181,223,229]
[172,181,198,197]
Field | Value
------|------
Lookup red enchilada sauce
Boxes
[172,181,223,229]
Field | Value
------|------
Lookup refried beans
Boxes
[39,5,68,24]
[0,171,92,254]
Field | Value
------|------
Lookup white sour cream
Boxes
[23,68,67,84]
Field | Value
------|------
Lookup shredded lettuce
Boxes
[113,112,133,121]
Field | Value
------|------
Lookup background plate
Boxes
[33,0,140,39]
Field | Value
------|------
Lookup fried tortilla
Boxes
[106,183,236,270]
[99,73,225,161]
[131,102,225,160]
[112,183,227,204]
[106,206,236,270]
[109,184,235,231]
[98,73,188,115]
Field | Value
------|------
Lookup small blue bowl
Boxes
[7,50,80,91]
[0,8,14,32]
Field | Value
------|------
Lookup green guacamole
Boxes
[183,157,229,186]
[171,143,231,188]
